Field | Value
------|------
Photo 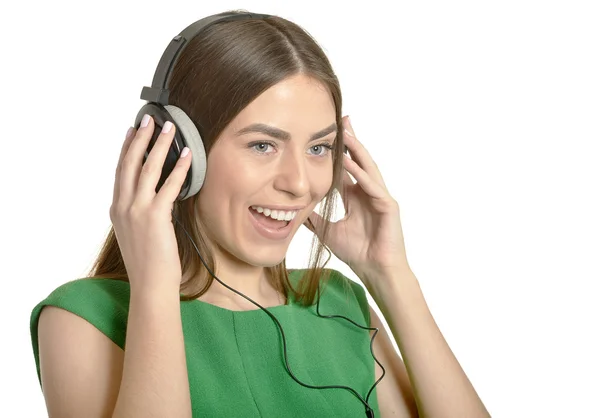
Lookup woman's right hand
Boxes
[109,114,192,292]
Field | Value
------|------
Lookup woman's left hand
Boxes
[303,116,412,287]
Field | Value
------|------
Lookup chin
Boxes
[242,247,288,268]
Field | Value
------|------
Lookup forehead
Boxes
[229,75,336,133]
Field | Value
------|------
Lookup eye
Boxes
[247,141,335,156]
[249,141,277,154]
[308,142,334,157]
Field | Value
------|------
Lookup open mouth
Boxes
[248,206,291,230]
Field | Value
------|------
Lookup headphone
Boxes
[134,11,385,418]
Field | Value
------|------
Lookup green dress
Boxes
[30,268,381,417]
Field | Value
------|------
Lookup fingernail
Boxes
[141,114,150,128]
[126,127,134,139]
[162,121,173,133]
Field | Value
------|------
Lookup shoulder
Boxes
[30,278,131,384]
[292,268,371,325]
[289,267,363,291]
[36,277,131,308]
[31,277,131,325]
[30,277,131,341]
[327,268,371,324]
[34,282,126,416]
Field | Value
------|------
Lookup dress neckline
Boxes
[189,292,294,313]
[184,270,302,314]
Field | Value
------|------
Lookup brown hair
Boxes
[86,10,350,306]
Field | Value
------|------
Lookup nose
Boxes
[272,148,310,197]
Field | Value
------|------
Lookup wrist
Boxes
[129,280,182,302]
[364,268,420,305]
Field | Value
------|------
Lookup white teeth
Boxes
[251,206,298,221]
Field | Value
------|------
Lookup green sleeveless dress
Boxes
[30,269,381,417]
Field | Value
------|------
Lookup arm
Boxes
[112,284,191,417]
[365,270,490,418]
[37,284,192,418]
[368,304,419,417]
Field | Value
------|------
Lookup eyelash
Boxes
[248,141,335,157]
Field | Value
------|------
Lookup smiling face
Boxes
[196,74,337,269]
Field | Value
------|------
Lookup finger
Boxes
[342,168,355,187]
[343,153,388,200]
[112,126,137,206]
[137,120,178,201]
[337,169,354,213]
[155,146,193,206]
[343,116,388,190]
[332,166,353,196]
[119,114,156,204]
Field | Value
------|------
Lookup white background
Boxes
[1,0,598,416]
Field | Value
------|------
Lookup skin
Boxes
[190,74,337,310]
[37,73,487,418]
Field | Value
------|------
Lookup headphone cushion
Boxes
[164,105,207,199]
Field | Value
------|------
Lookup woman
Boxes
[30,10,490,418]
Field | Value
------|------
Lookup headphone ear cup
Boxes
[164,105,207,200]
[134,103,207,201]
[134,103,185,199]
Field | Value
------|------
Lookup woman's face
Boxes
[196,74,337,268]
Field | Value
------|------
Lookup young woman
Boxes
[30,10,489,418]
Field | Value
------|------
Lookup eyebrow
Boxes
[234,122,337,142]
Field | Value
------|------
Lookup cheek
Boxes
[311,165,334,196]
[201,150,250,195]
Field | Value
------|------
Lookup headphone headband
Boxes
[140,12,271,105]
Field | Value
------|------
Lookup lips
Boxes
[247,207,295,240]
[249,207,290,229]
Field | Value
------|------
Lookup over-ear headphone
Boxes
[133,11,384,417]
[134,11,271,201]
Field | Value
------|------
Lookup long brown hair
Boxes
[87,10,350,306]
